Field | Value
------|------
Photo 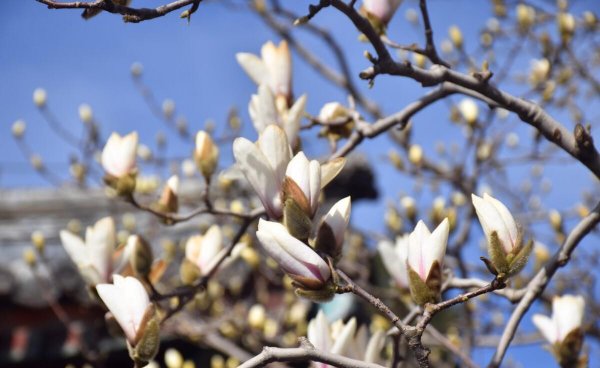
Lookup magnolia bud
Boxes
[164,348,184,368]
[78,104,93,124]
[408,144,424,165]
[194,131,219,180]
[549,209,563,232]
[248,304,267,330]
[557,13,576,43]
[12,119,26,139]
[401,196,417,222]
[162,99,175,119]
[128,305,160,367]
[449,25,463,48]
[31,231,45,255]
[180,258,201,285]
[30,154,44,171]
[516,4,535,31]
[131,62,143,77]
[23,248,37,267]
[33,88,47,108]
[157,176,179,214]
[458,98,479,125]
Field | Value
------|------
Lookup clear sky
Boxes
[1,0,599,366]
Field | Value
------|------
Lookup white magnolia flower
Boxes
[320,196,352,251]
[256,219,330,289]
[533,294,585,344]
[407,219,449,282]
[249,83,306,143]
[378,234,409,288]
[307,311,385,368]
[60,216,116,285]
[233,125,292,219]
[471,193,519,254]
[236,40,292,101]
[185,225,225,276]
[101,131,138,178]
[285,152,321,217]
[362,0,403,25]
[96,275,152,345]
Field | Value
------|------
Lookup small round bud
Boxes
[448,25,463,48]
[247,304,267,330]
[405,8,419,24]
[164,348,183,368]
[33,88,47,108]
[130,62,144,77]
[30,154,44,171]
[137,144,153,161]
[181,159,196,178]
[408,144,424,165]
[31,231,45,254]
[162,99,175,119]
[12,119,26,139]
[78,104,93,124]
[23,248,37,267]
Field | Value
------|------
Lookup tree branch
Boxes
[489,201,600,367]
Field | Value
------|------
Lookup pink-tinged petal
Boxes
[407,221,431,280]
[101,132,138,178]
[308,310,332,352]
[330,317,357,355]
[236,53,268,86]
[233,137,281,218]
[423,218,449,276]
[256,219,330,282]
[362,0,402,24]
[532,314,557,344]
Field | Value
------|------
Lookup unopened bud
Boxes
[33,88,47,108]
[408,144,424,165]
[248,304,267,330]
[78,104,93,124]
[128,235,154,278]
[557,13,576,42]
[23,248,37,267]
[158,175,179,214]
[194,131,219,180]
[516,4,535,31]
[31,231,45,255]
[130,62,143,77]
[162,99,175,119]
[30,154,44,171]
[128,305,160,367]
[449,25,463,48]
[12,119,26,138]
[401,196,417,221]
[164,348,183,368]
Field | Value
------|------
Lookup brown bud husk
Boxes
[130,236,154,278]
[128,304,160,367]
[293,280,336,303]
[157,183,178,214]
[556,328,584,368]
[407,262,442,306]
[314,220,340,261]
[282,198,312,242]
[282,177,312,217]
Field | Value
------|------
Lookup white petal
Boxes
[198,225,223,274]
[377,239,407,287]
[308,310,332,352]
[423,218,449,277]
[331,318,357,355]
[532,314,557,344]
[308,160,321,214]
[60,230,87,268]
[407,221,431,280]
[364,330,385,363]
[472,194,513,253]
[553,294,585,341]
[483,193,518,250]
[236,53,268,86]
[284,94,306,143]
[262,41,291,98]
[258,125,292,187]
[324,197,351,247]
[233,137,281,218]
[249,84,278,134]
[86,217,115,282]
[286,152,311,202]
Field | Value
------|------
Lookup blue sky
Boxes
[1,0,599,366]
